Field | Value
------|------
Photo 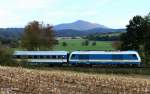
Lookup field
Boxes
[54,39,114,51]
[0,66,150,94]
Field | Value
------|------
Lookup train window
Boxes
[28,55,33,59]
[79,55,89,59]
[46,55,51,59]
[56,56,59,59]
[21,55,27,59]
[112,54,123,60]
[40,56,44,59]
[34,55,38,59]
[52,55,56,59]
[58,56,61,59]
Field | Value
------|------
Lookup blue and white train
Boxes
[13,50,141,67]
[69,51,141,66]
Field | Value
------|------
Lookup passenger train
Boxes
[13,51,141,67]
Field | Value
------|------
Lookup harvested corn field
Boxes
[0,66,150,94]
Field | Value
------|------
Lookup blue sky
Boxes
[0,0,150,28]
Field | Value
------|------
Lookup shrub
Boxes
[62,42,67,46]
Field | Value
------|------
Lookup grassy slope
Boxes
[54,39,114,52]
[0,66,150,94]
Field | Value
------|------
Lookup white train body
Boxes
[13,51,68,64]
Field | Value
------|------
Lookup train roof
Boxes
[71,51,139,54]
[14,51,68,55]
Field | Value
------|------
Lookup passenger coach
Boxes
[69,51,141,66]
[13,51,68,65]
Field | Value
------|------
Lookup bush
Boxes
[0,47,17,66]
[92,41,96,46]
[82,40,89,46]
[62,42,67,46]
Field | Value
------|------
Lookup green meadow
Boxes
[54,39,115,52]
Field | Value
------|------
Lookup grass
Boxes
[0,66,149,94]
[54,39,114,52]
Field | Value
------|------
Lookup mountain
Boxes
[53,20,109,31]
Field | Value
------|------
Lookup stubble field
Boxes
[0,66,150,94]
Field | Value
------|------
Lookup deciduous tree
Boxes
[21,21,55,50]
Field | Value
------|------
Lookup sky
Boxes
[0,0,150,28]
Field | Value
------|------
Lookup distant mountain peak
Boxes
[74,20,88,23]
[53,20,109,31]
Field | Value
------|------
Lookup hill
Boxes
[0,28,23,40]
[53,20,109,31]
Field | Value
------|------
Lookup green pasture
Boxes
[54,39,114,52]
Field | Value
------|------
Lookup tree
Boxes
[21,21,55,50]
[120,15,145,50]
[144,13,150,64]
[81,40,89,46]
[92,41,96,46]
[84,40,89,46]
[62,42,67,46]
[112,41,121,50]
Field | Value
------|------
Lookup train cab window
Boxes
[132,54,137,57]
[131,54,138,59]
[71,54,76,59]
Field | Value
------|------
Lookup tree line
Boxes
[85,33,120,41]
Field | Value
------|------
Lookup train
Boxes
[13,50,141,67]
